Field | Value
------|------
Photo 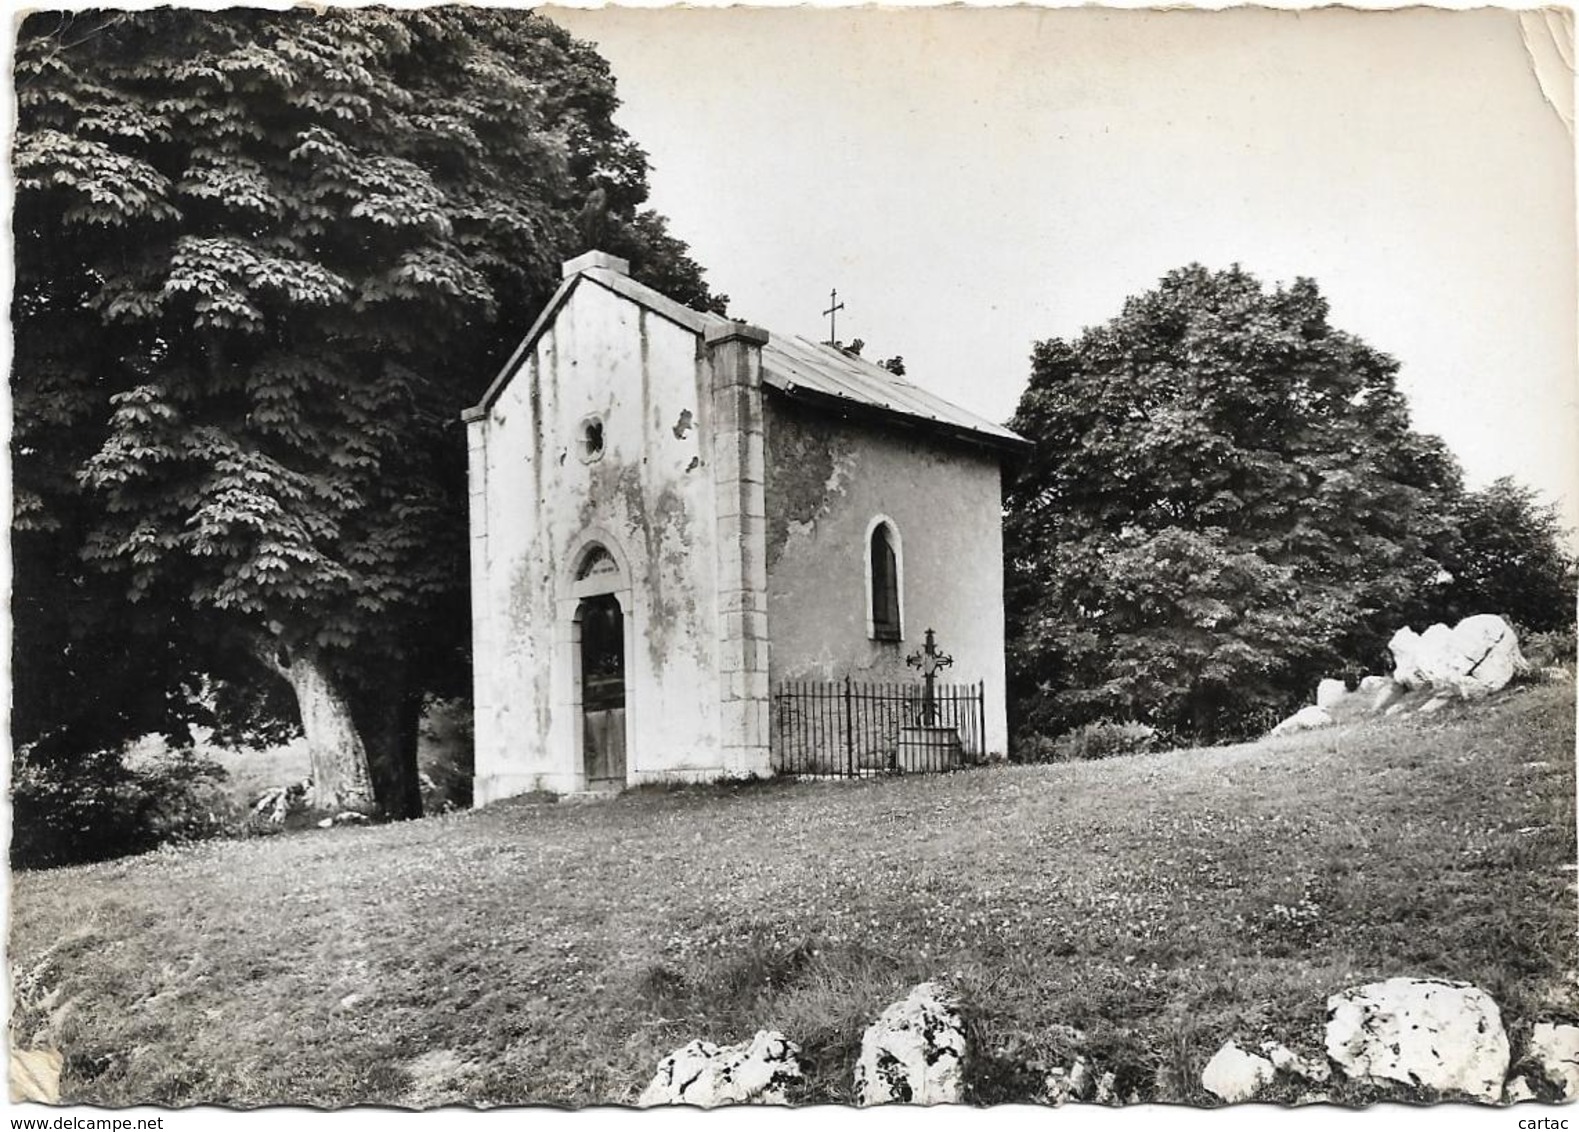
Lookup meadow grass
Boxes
[9,681,1574,1108]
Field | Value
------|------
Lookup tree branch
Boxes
[249,633,292,682]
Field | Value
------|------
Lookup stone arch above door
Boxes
[567,528,631,599]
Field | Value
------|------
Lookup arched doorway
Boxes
[577,592,626,788]
[569,539,631,790]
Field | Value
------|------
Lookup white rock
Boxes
[639,1030,803,1107]
[1270,705,1333,737]
[1451,614,1528,694]
[1325,978,1510,1103]
[1201,1041,1275,1103]
[1526,1022,1579,1098]
[1389,628,1430,687]
[853,982,965,1105]
[1388,615,1526,698]
[1358,675,1391,694]
[1316,679,1349,709]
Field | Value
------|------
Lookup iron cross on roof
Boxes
[906,628,954,726]
[822,288,845,345]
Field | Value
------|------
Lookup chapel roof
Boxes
[466,252,1030,455]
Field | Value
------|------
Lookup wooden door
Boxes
[579,595,626,787]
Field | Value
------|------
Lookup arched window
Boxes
[868,519,902,642]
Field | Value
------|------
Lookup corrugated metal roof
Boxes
[759,332,1026,450]
[469,261,1029,453]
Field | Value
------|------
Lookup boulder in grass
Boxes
[1388,615,1526,698]
[1389,623,1452,689]
[1201,1041,1275,1103]
[639,1030,803,1107]
[1269,705,1332,737]
[1315,679,1349,709]
[853,982,965,1105]
[1325,978,1510,1103]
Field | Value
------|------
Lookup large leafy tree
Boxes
[1431,477,1577,633]
[13,8,722,812]
[1004,265,1462,743]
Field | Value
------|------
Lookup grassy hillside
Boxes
[10,682,1574,1107]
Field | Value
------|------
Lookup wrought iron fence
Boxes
[771,678,986,777]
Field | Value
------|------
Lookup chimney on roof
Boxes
[562,250,629,279]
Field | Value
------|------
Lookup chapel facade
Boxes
[463,251,1028,803]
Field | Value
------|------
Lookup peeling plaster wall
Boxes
[762,394,1010,757]
[469,280,726,802]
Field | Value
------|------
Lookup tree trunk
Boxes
[347,659,424,820]
[256,641,375,812]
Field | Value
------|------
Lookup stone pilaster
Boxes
[461,407,494,802]
[705,323,772,778]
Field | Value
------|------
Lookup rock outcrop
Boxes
[1269,615,1526,740]
[639,1030,803,1107]
[1325,978,1510,1103]
[853,982,966,1105]
[1388,615,1526,699]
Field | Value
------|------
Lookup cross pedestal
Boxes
[906,627,953,725]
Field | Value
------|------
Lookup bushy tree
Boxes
[13,8,721,812]
[1431,477,1577,633]
[1004,265,1462,743]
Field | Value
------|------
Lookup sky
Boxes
[546,4,1578,530]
